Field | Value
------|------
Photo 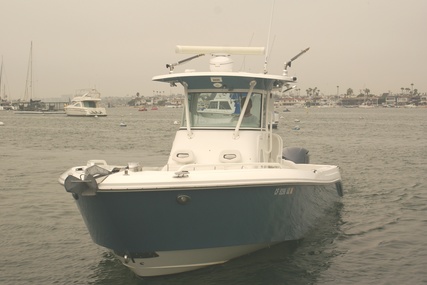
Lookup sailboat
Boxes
[0,58,3,101]
[0,58,14,110]
[14,42,63,114]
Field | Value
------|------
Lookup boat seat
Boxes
[219,150,242,163]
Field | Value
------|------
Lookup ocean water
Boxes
[0,106,426,285]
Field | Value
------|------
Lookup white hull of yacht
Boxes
[64,107,107,117]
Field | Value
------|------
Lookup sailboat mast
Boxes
[0,57,3,100]
[24,41,33,101]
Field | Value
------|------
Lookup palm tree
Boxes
[364,88,370,96]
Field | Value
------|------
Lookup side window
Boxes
[219,101,232,110]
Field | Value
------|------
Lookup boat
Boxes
[15,42,38,113]
[199,93,238,115]
[270,111,279,129]
[14,99,65,115]
[58,45,343,277]
[359,102,374,108]
[0,57,14,110]
[64,88,107,117]
[13,42,64,115]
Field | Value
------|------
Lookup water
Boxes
[0,107,426,285]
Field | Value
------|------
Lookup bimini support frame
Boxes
[233,80,257,139]
[181,82,193,139]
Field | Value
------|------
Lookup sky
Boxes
[0,0,426,99]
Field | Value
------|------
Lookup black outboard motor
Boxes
[282,147,310,164]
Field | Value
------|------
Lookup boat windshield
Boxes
[183,92,262,128]
[83,101,97,108]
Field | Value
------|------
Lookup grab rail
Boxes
[176,161,296,172]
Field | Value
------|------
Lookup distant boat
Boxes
[0,57,14,110]
[404,104,417,108]
[138,107,147,111]
[14,42,64,115]
[64,89,107,117]
[270,111,279,129]
[359,98,374,108]
[151,106,159,110]
[120,122,127,127]
[14,100,65,115]
[199,93,237,115]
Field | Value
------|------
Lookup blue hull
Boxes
[72,183,342,254]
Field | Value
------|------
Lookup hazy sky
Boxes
[1,0,426,99]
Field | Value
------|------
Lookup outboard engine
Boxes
[282,147,310,164]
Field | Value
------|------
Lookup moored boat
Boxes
[271,110,279,129]
[199,92,238,115]
[13,42,64,115]
[64,88,107,117]
[59,45,343,277]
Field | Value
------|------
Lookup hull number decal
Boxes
[274,187,294,195]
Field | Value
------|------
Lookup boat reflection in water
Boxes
[59,45,343,277]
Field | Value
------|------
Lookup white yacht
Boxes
[64,89,107,117]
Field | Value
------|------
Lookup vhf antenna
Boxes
[166,54,204,73]
[263,0,275,74]
[283,47,310,75]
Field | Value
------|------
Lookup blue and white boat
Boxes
[58,46,343,277]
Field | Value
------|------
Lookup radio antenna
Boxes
[283,47,310,75]
[240,32,255,71]
[263,0,275,74]
[166,54,204,73]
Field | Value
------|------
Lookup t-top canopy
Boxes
[175,46,265,56]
